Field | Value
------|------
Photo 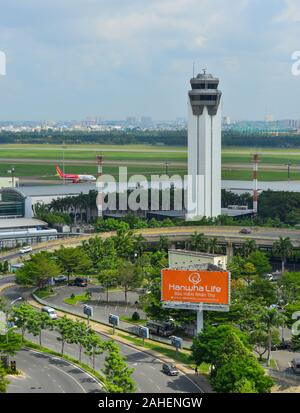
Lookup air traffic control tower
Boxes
[186,70,222,220]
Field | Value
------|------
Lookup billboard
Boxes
[161,269,230,306]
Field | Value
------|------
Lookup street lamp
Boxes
[6,297,22,343]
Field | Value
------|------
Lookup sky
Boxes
[0,0,300,121]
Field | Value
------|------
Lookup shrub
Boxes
[132,311,140,321]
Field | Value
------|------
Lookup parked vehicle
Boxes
[69,277,88,287]
[239,228,252,234]
[291,358,300,375]
[146,320,176,337]
[19,245,33,254]
[271,341,291,351]
[41,306,58,320]
[162,364,179,376]
[54,275,67,283]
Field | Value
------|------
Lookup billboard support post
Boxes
[197,310,204,334]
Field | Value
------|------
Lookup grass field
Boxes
[2,143,300,181]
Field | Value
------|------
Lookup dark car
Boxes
[272,340,291,351]
[239,228,252,234]
[69,277,88,287]
[162,364,179,376]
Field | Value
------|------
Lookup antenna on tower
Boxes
[202,68,207,75]
[193,61,195,78]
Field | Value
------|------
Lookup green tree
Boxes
[207,237,219,254]
[191,325,251,366]
[278,272,300,305]
[261,308,286,366]
[189,232,207,252]
[291,333,300,351]
[54,316,75,356]
[26,311,54,346]
[211,332,273,393]
[55,247,92,282]
[273,237,293,273]
[0,362,9,393]
[98,269,118,303]
[10,303,36,340]
[15,252,61,289]
[247,251,272,277]
[240,239,257,258]
[102,342,135,393]
[117,261,143,304]
[83,331,105,370]
[0,331,23,364]
[71,321,90,363]
[245,278,277,306]
[249,329,280,361]
[2,261,9,274]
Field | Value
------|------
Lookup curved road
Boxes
[8,349,103,393]
[1,284,202,394]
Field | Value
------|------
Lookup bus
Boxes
[146,321,176,337]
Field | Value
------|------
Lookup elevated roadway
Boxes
[2,226,300,263]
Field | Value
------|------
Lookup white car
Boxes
[19,245,33,254]
[41,306,58,320]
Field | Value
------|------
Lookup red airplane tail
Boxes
[56,166,63,177]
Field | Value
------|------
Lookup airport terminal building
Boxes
[0,218,57,248]
[0,183,96,219]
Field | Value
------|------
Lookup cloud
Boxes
[275,0,300,22]
[0,0,299,120]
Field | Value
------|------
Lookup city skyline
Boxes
[0,0,300,121]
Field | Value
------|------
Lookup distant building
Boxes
[264,114,274,123]
[0,177,19,189]
[168,249,227,271]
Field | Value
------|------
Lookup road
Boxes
[3,224,300,267]
[1,284,202,393]
[8,349,103,393]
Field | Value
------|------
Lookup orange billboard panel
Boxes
[161,269,230,305]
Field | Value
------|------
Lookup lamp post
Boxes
[6,297,22,343]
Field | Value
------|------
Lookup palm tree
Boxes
[158,235,169,253]
[134,234,146,257]
[262,308,286,366]
[240,239,257,258]
[207,237,219,254]
[273,237,293,273]
[189,232,206,252]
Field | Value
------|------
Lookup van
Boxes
[19,245,33,254]
[291,358,300,375]
[41,306,58,320]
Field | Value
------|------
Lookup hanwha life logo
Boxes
[188,272,201,285]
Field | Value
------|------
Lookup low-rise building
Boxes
[168,249,227,270]
[0,218,57,248]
